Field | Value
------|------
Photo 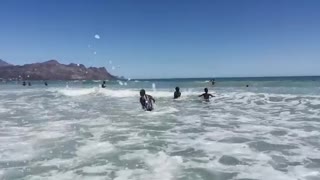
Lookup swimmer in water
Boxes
[22,81,26,86]
[174,87,181,99]
[140,89,155,111]
[199,88,214,100]
[211,79,215,86]
[44,81,48,86]
[101,80,106,88]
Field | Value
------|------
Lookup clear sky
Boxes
[0,0,320,78]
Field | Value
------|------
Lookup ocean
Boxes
[0,76,320,180]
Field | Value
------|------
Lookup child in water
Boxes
[140,89,155,111]
[199,88,214,100]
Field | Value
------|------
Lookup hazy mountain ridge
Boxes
[0,59,13,67]
[0,59,115,80]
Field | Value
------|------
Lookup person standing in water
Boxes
[140,89,155,111]
[210,79,215,86]
[174,87,181,99]
[101,81,106,88]
[199,88,214,100]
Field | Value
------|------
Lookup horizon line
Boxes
[134,75,320,80]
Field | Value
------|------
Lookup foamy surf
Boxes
[1,78,320,180]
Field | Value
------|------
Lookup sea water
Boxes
[0,77,320,180]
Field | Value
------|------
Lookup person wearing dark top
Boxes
[139,89,155,111]
[22,81,26,86]
[101,81,106,88]
[199,88,214,101]
[174,87,181,99]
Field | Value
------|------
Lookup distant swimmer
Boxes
[22,81,26,86]
[28,82,31,86]
[199,88,214,101]
[44,81,48,86]
[101,81,106,88]
[246,84,249,87]
[174,87,181,99]
[210,79,215,86]
[140,89,155,111]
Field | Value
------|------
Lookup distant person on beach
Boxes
[174,87,181,99]
[101,81,106,88]
[140,89,155,111]
[22,81,26,86]
[199,88,214,101]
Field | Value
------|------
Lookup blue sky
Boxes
[0,0,320,78]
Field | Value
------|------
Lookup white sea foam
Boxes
[76,141,115,158]
[53,87,200,98]
[1,84,320,179]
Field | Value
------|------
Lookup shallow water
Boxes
[0,78,320,180]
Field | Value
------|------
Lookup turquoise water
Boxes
[0,76,320,180]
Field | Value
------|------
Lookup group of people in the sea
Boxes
[102,79,216,111]
[139,87,215,111]
[22,81,48,86]
[22,81,32,86]
[19,79,247,112]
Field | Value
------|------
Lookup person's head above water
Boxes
[204,88,208,93]
[175,87,180,92]
[103,81,106,84]
[140,89,146,96]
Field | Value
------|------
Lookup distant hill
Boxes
[0,59,12,67]
[0,60,115,80]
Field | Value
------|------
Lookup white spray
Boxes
[152,83,156,91]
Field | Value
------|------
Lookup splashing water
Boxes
[118,80,124,86]
[152,83,156,91]
[1,77,320,180]
[94,34,100,39]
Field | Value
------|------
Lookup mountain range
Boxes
[0,59,115,80]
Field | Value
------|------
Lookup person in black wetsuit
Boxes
[22,81,26,86]
[44,81,48,86]
[139,89,155,111]
[174,87,181,99]
[101,81,106,88]
[199,88,214,101]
